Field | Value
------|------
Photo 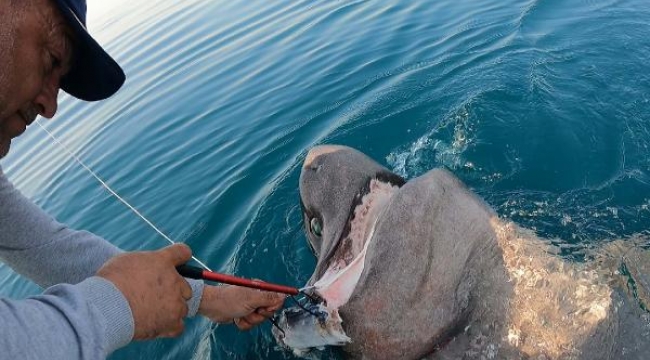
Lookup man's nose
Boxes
[34,73,61,119]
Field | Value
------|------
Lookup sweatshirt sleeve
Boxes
[0,276,134,358]
[0,167,121,287]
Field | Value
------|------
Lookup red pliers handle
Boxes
[176,264,299,295]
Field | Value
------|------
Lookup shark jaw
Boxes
[274,179,399,354]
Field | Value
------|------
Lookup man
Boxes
[0,0,285,358]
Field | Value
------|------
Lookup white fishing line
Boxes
[36,120,212,271]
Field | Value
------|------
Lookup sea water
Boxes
[1,0,649,359]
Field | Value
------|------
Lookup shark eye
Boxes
[310,217,323,237]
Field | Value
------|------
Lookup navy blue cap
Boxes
[53,0,125,101]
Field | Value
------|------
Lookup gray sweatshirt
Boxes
[0,167,205,359]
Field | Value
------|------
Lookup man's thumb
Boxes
[246,288,286,309]
[160,243,193,265]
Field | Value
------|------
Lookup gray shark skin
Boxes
[278,145,650,360]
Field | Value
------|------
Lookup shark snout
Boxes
[304,145,351,168]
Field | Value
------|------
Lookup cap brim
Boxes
[56,4,125,102]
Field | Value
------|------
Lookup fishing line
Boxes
[36,120,213,272]
[37,121,322,316]
[268,317,285,336]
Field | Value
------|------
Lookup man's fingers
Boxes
[255,308,276,318]
[161,320,185,338]
[180,280,193,301]
[179,301,190,319]
[159,243,192,265]
[248,290,286,309]
[242,312,266,325]
[234,317,254,331]
[264,297,285,312]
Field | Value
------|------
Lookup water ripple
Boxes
[1,0,649,359]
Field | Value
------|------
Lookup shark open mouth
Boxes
[274,175,402,354]
[313,177,399,308]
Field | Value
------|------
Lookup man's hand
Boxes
[198,285,285,330]
[97,244,193,340]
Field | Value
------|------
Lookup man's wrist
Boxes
[198,285,232,323]
[185,278,205,317]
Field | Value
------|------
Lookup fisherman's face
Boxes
[0,0,73,158]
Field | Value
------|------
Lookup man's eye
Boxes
[50,54,61,69]
[45,51,62,73]
[310,218,323,237]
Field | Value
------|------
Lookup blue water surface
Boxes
[1,0,649,359]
